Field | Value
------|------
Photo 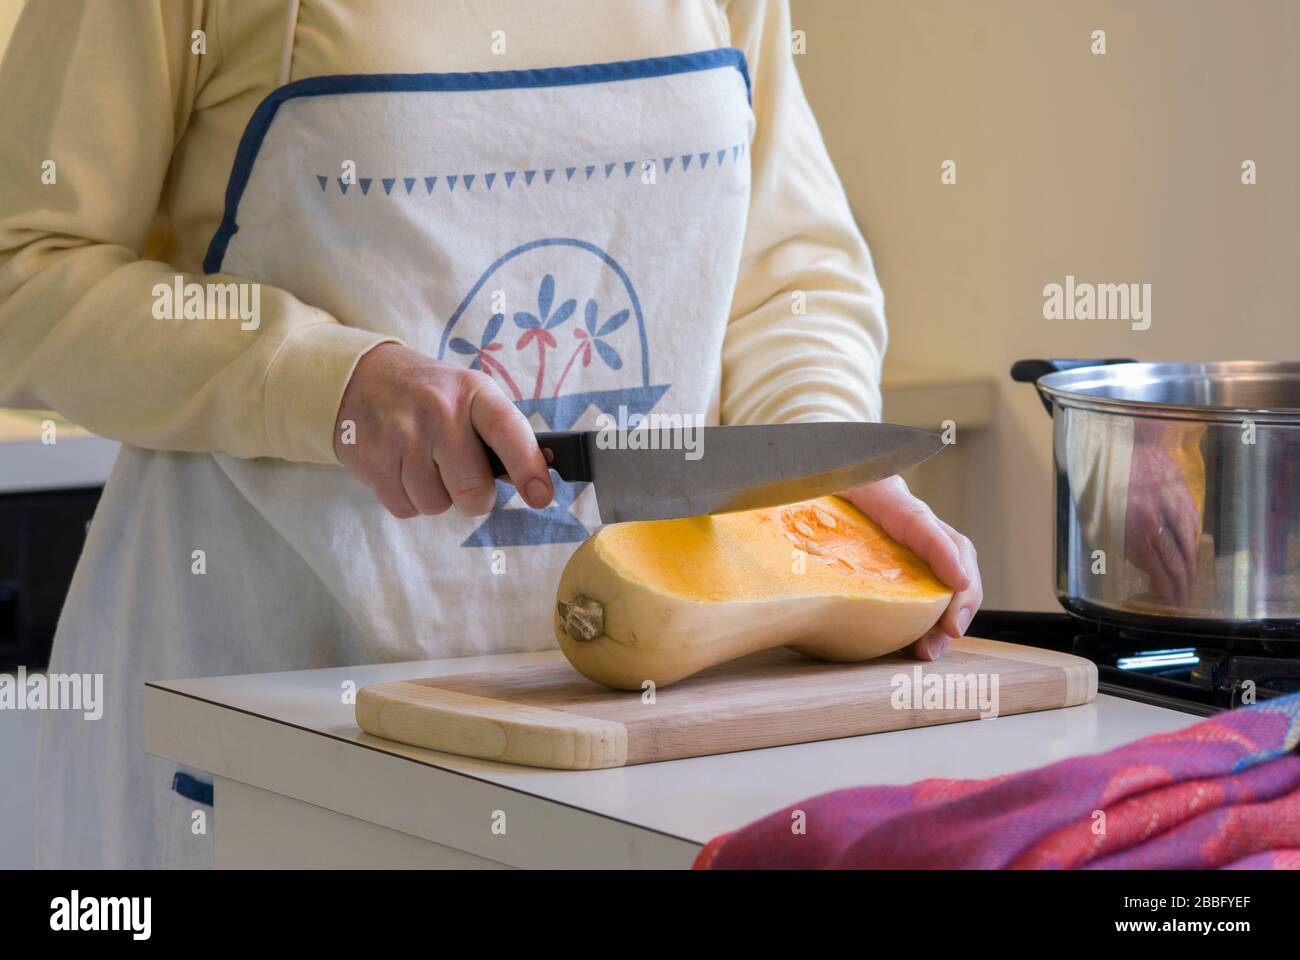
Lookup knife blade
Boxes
[488,422,946,524]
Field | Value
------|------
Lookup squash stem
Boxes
[557,595,604,642]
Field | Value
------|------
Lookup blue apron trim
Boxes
[171,771,214,807]
[202,47,752,273]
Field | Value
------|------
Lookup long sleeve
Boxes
[721,0,887,425]
[0,0,393,463]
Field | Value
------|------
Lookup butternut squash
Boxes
[554,495,952,690]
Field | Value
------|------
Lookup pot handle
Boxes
[1010,358,1136,415]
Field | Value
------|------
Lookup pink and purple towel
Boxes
[694,692,1300,869]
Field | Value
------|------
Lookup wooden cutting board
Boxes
[355,637,1097,770]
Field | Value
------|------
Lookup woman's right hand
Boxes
[333,343,553,519]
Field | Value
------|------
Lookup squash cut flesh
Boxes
[597,497,944,601]
[555,495,952,690]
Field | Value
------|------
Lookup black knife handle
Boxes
[485,431,591,483]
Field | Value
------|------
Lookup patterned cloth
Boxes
[694,692,1300,869]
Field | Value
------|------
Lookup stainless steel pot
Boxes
[1013,359,1300,636]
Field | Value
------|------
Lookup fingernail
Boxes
[956,608,972,636]
[525,478,551,507]
[924,633,950,660]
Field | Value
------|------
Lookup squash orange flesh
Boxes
[594,495,949,602]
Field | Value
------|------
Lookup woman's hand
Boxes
[1123,422,1201,605]
[334,343,553,519]
[841,475,982,661]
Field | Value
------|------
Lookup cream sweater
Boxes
[0,0,885,462]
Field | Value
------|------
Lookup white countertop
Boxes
[145,648,1201,865]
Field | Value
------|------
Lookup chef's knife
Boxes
[486,422,945,524]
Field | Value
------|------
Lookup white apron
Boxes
[37,49,754,867]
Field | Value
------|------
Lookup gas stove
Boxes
[969,610,1300,717]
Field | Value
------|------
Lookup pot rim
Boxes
[1037,360,1300,424]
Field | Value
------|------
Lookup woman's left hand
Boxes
[841,476,983,661]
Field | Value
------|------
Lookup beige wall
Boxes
[0,0,18,56]
[793,0,1300,609]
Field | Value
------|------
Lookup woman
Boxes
[0,0,981,868]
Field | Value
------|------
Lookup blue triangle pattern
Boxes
[512,386,670,434]
[460,479,591,547]
[317,142,739,205]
